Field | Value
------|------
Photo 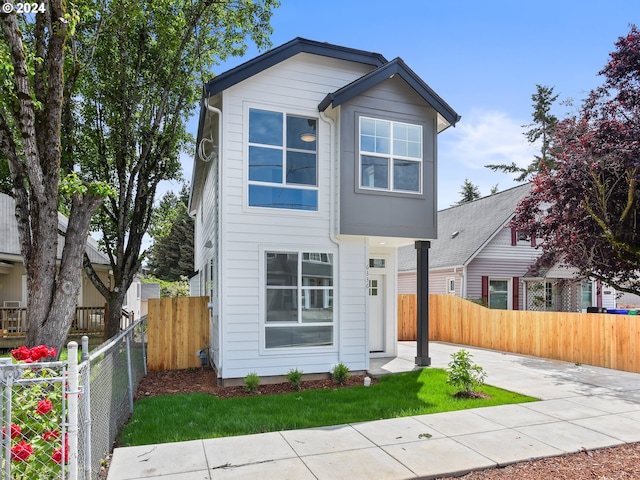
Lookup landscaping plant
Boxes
[243,372,260,394]
[446,349,487,397]
[331,362,350,385]
[286,368,303,391]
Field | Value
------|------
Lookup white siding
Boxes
[212,55,373,379]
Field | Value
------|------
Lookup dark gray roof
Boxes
[141,282,161,300]
[204,37,387,97]
[319,57,460,129]
[398,183,533,271]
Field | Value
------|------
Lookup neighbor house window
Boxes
[581,281,593,310]
[359,117,422,193]
[447,278,455,295]
[248,108,318,210]
[489,279,510,309]
[265,251,333,348]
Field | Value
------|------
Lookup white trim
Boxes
[244,104,320,213]
[258,246,339,355]
[488,277,512,310]
[358,116,423,195]
[446,277,456,295]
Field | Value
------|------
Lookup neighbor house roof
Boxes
[0,193,110,266]
[398,183,533,271]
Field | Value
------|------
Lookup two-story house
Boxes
[189,38,459,383]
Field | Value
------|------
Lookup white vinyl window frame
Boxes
[247,107,319,211]
[488,277,512,310]
[358,116,423,194]
[261,249,336,351]
[446,277,456,295]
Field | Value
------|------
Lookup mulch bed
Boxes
[134,367,375,400]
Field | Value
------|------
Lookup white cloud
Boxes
[441,110,535,170]
[437,109,537,208]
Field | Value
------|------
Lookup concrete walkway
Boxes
[107,342,640,479]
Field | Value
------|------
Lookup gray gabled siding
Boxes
[338,76,438,239]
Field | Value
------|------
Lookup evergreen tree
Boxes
[147,185,194,281]
[455,178,481,205]
[486,84,559,181]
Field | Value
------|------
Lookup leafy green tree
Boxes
[455,178,481,205]
[0,5,114,354]
[1,0,278,345]
[486,84,559,181]
[72,0,278,339]
[511,26,640,296]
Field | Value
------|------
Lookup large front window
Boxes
[248,109,318,210]
[265,251,333,348]
[359,117,422,193]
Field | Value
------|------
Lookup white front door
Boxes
[368,274,385,352]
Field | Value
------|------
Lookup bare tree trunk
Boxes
[32,194,103,356]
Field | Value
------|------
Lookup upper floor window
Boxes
[248,108,318,211]
[359,117,422,193]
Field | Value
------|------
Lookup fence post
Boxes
[141,318,148,376]
[81,336,92,480]
[0,358,12,480]
[67,341,79,480]
[125,334,134,414]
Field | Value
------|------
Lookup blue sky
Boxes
[171,0,639,209]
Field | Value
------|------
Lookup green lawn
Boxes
[119,368,537,446]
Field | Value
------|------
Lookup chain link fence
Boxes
[0,316,147,479]
[0,359,69,479]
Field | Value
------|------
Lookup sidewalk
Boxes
[107,342,640,479]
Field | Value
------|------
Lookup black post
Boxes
[415,240,431,366]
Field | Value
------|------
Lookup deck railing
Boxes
[0,305,131,339]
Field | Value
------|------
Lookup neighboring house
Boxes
[189,38,460,382]
[0,193,141,325]
[398,184,617,312]
[139,282,161,317]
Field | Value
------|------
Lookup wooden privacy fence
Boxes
[147,296,210,371]
[398,294,640,374]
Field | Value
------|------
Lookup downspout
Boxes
[319,111,340,247]
[319,110,343,363]
[203,98,222,379]
[462,265,468,298]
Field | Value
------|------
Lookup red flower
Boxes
[36,398,53,415]
[10,346,30,361]
[2,423,21,439]
[43,430,60,442]
[11,345,56,363]
[11,441,33,462]
[52,437,69,464]
[29,345,56,362]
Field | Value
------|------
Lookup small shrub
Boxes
[331,362,350,385]
[286,368,303,391]
[243,372,260,394]
[447,349,487,396]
